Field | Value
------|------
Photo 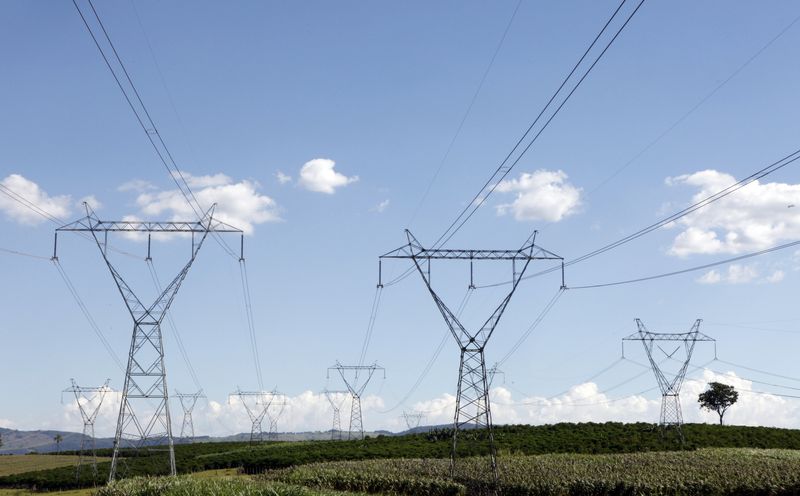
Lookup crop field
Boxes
[267,448,800,496]
[0,455,109,477]
[95,475,369,496]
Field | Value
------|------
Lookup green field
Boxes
[4,423,800,494]
[0,455,109,477]
[268,448,800,496]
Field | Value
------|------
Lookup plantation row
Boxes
[264,448,800,496]
[4,423,800,491]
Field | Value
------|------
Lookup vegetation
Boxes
[699,382,739,425]
[95,475,370,496]
[267,448,800,496]
[4,422,800,491]
[0,455,109,477]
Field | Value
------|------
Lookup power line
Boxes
[434,0,645,248]
[0,246,51,261]
[239,260,264,391]
[497,287,565,366]
[586,10,800,196]
[407,0,523,228]
[569,239,800,289]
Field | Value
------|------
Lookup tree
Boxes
[53,434,63,453]
[698,382,739,425]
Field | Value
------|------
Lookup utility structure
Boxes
[230,388,272,444]
[623,318,716,441]
[380,230,563,480]
[401,411,426,431]
[487,363,505,387]
[328,361,385,440]
[323,389,349,440]
[265,390,288,441]
[62,379,112,480]
[54,203,243,481]
[175,390,206,443]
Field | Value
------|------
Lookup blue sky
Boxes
[2,0,800,436]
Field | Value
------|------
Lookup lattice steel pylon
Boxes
[381,230,563,480]
[230,389,272,444]
[401,411,426,431]
[487,363,505,387]
[63,379,112,480]
[328,362,385,440]
[54,203,243,481]
[323,389,349,440]
[265,390,287,441]
[623,318,716,441]
[175,390,206,443]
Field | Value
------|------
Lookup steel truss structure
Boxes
[401,411,426,431]
[381,230,563,480]
[63,379,112,480]
[323,390,349,440]
[55,203,242,481]
[487,363,504,387]
[265,390,288,440]
[328,362,385,440]
[175,390,206,443]
[623,319,716,441]
[230,389,273,444]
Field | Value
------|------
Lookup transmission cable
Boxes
[496,286,565,366]
[433,0,645,249]
[716,359,800,384]
[0,247,51,261]
[146,260,203,392]
[239,259,265,391]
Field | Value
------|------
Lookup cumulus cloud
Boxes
[667,170,800,257]
[298,158,358,194]
[118,179,156,193]
[372,199,390,213]
[126,172,281,235]
[0,174,72,225]
[765,270,785,283]
[275,171,292,185]
[495,170,582,222]
[79,195,103,211]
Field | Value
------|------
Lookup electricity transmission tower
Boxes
[401,411,426,431]
[328,361,385,440]
[175,390,206,443]
[323,389,349,440]
[487,363,505,387]
[230,389,272,444]
[623,318,716,441]
[54,203,242,481]
[265,390,287,440]
[62,379,112,480]
[380,230,563,480]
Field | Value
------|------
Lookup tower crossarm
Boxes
[329,362,385,397]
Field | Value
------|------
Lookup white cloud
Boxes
[495,170,582,222]
[298,158,358,194]
[79,195,102,211]
[275,171,292,185]
[697,270,722,284]
[696,264,759,285]
[372,199,390,213]
[766,270,785,283]
[131,173,280,235]
[118,179,156,193]
[667,170,800,257]
[0,174,72,225]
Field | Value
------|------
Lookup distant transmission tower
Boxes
[230,389,272,444]
[62,379,112,480]
[487,363,505,387]
[265,390,287,440]
[623,318,716,441]
[381,230,563,480]
[54,203,242,481]
[401,411,426,431]
[323,390,349,440]
[328,361,385,440]
[175,390,206,443]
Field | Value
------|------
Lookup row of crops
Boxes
[4,423,800,491]
[96,476,370,496]
[264,448,800,496]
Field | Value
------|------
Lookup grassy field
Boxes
[0,455,109,477]
[267,448,800,496]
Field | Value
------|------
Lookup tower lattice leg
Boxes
[349,395,364,440]
[450,348,498,482]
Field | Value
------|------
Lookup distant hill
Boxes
[0,426,397,455]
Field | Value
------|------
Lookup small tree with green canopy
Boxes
[699,382,739,425]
